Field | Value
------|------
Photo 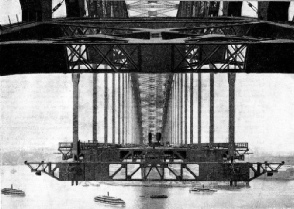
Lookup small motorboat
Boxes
[94,192,125,206]
[189,187,217,193]
[1,185,25,196]
[150,195,168,198]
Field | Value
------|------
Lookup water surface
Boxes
[1,165,294,209]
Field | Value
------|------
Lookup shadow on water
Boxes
[137,184,169,209]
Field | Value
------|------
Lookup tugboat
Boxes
[1,185,25,196]
[94,192,125,206]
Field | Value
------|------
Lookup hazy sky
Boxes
[1,1,294,156]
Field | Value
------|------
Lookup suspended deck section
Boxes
[25,142,283,182]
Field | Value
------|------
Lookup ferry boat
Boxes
[94,193,125,206]
[1,185,25,196]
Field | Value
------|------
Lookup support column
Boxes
[93,73,97,143]
[132,91,135,144]
[104,73,108,144]
[170,85,173,145]
[118,74,121,144]
[228,73,236,159]
[180,74,183,145]
[184,74,188,145]
[177,75,180,145]
[198,73,202,144]
[131,92,134,144]
[122,74,125,145]
[126,74,129,144]
[112,73,115,144]
[210,73,214,144]
[173,80,176,144]
[190,73,193,144]
[72,73,80,160]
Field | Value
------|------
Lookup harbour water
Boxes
[1,165,294,209]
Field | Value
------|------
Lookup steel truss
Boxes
[53,21,251,39]
[24,161,284,182]
[63,42,248,73]
[249,162,284,181]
